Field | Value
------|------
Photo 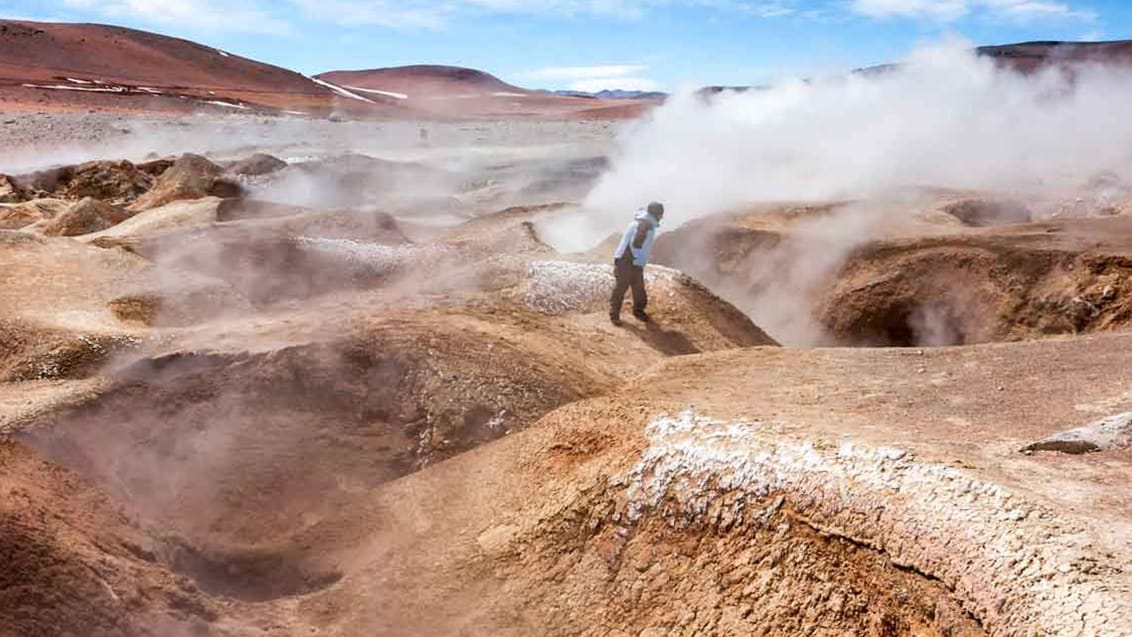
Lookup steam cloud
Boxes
[568,38,1132,243]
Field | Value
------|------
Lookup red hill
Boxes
[0,20,403,116]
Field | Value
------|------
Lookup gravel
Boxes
[1,112,619,174]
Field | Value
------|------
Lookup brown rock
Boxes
[129,154,245,212]
[40,197,128,237]
[226,153,287,177]
[0,199,68,230]
[49,159,155,204]
[0,174,26,203]
[137,158,175,178]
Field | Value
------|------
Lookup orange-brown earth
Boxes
[654,195,1132,347]
[0,20,385,117]
[1,144,1131,636]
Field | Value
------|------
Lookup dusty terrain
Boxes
[4,36,1132,636]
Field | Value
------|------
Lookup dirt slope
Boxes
[0,176,774,636]
[0,20,400,116]
[316,65,658,119]
[6,329,1132,635]
[216,331,1131,636]
[319,65,528,96]
[0,439,264,637]
[821,216,1132,346]
[653,200,1132,347]
[4,125,1131,637]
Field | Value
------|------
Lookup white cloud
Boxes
[288,0,1097,30]
[38,0,1100,36]
[61,0,292,34]
[851,0,1095,22]
[849,0,1095,22]
[287,0,447,29]
[521,65,650,80]
[982,0,1095,22]
[517,64,661,90]
[464,0,650,18]
[569,77,661,91]
[288,0,654,27]
[851,0,968,20]
[748,3,798,18]
[286,0,804,28]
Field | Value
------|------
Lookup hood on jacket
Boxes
[635,209,660,228]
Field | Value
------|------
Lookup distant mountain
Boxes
[698,40,1132,98]
[0,23,655,120]
[316,65,529,98]
[0,19,401,116]
[696,86,765,96]
[315,65,657,119]
[854,40,1132,76]
[977,40,1132,72]
[547,89,668,101]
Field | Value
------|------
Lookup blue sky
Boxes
[4,0,1129,91]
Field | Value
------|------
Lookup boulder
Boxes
[226,153,287,177]
[62,161,153,204]
[16,161,153,205]
[1021,413,1132,454]
[16,161,147,202]
[0,199,69,230]
[0,174,26,203]
[39,197,129,237]
[137,157,175,178]
[129,154,245,212]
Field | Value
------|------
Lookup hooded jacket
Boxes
[613,209,660,267]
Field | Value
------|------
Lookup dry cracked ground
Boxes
[2,118,1131,637]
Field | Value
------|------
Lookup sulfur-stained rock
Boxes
[129,154,245,212]
[0,174,27,203]
[0,199,68,230]
[38,197,129,237]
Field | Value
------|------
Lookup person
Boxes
[610,202,664,326]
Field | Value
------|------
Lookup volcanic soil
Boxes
[1,113,1131,637]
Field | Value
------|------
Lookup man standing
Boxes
[610,202,664,326]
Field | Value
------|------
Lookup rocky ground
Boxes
[2,112,618,175]
[1,109,1131,636]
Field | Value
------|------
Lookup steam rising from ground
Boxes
[527,39,1132,346]
[570,39,1132,242]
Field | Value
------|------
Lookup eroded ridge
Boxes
[616,411,1132,635]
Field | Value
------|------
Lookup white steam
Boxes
[573,38,1132,241]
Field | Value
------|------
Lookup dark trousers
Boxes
[610,255,647,318]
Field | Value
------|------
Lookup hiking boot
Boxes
[633,310,651,323]
[610,315,623,326]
